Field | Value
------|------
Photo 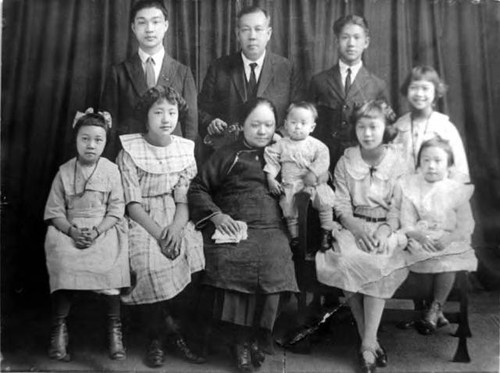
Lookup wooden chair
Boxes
[294,191,472,363]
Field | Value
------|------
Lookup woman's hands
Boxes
[210,213,244,236]
[69,226,98,249]
[158,224,183,260]
[350,223,379,253]
[406,231,439,252]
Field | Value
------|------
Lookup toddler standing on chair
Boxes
[264,101,336,251]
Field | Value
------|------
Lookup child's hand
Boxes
[433,234,453,251]
[210,213,242,236]
[303,171,318,187]
[159,224,182,260]
[267,178,283,196]
[351,225,377,253]
[407,231,438,252]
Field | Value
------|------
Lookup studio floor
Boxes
[1,275,499,373]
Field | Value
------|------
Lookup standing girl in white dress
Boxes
[44,109,129,361]
[315,100,408,373]
[398,137,477,335]
[116,86,205,367]
[392,65,469,183]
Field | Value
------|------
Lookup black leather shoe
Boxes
[319,229,333,252]
[234,343,252,372]
[249,340,265,367]
[108,317,126,360]
[173,335,206,364]
[359,348,377,373]
[48,318,70,361]
[375,344,387,367]
[146,339,165,367]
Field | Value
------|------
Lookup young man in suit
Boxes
[198,6,304,155]
[101,0,198,159]
[309,15,388,171]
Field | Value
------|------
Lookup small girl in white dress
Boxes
[397,137,477,335]
[264,102,336,251]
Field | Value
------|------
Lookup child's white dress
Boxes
[263,136,335,216]
[44,157,130,293]
[315,145,409,298]
[117,134,205,305]
[398,174,477,273]
[393,111,470,183]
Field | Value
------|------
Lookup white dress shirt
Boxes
[138,47,165,86]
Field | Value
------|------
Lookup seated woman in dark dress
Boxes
[188,98,299,372]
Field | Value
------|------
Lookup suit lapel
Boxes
[256,52,273,97]
[230,53,247,101]
[124,53,148,95]
[157,54,176,87]
[347,66,370,101]
[327,65,345,100]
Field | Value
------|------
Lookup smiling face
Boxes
[146,99,179,140]
[285,107,316,141]
[419,146,449,183]
[336,23,369,66]
[242,103,276,148]
[236,10,272,61]
[407,79,436,112]
[76,125,107,165]
[355,116,385,151]
[131,7,168,54]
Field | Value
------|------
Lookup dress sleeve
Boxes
[188,148,233,228]
[446,121,470,183]
[387,181,402,230]
[173,155,198,204]
[308,142,330,177]
[263,141,282,178]
[399,193,419,233]
[455,200,475,237]
[105,166,126,219]
[333,157,354,220]
[116,150,142,205]
[44,172,67,221]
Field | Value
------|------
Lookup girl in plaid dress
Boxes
[116,86,205,367]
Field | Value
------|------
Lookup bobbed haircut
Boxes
[134,85,188,130]
[350,99,397,144]
[286,101,318,121]
[400,65,448,99]
[333,14,369,37]
[130,0,168,23]
[73,113,109,141]
[237,97,277,128]
[416,136,455,168]
[236,6,271,27]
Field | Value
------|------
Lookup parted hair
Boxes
[333,14,369,37]
[73,113,109,140]
[416,137,455,168]
[130,0,168,23]
[238,97,277,128]
[350,99,397,144]
[236,6,270,26]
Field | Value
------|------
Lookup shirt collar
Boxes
[138,47,165,66]
[241,51,266,70]
[339,59,363,77]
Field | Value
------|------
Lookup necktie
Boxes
[145,57,155,88]
[344,67,352,96]
[248,62,258,99]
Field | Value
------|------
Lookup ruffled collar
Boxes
[343,145,403,181]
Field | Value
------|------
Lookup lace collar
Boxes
[343,145,404,181]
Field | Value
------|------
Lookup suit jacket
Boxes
[100,52,198,159]
[198,51,304,138]
[309,64,388,169]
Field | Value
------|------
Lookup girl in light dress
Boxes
[116,86,205,367]
[316,100,408,373]
[397,138,477,335]
[44,109,129,361]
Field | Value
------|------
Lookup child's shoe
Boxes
[416,300,442,335]
[319,229,333,252]
[48,318,70,361]
[108,317,126,360]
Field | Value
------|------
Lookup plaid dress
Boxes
[117,134,204,305]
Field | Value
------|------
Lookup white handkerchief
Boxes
[211,221,248,244]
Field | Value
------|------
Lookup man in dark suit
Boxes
[101,0,198,159]
[198,6,303,152]
[309,15,388,170]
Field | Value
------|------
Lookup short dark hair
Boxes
[286,101,318,121]
[350,100,397,144]
[400,65,447,99]
[416,137,455,168]
[135,86,188,130]
[333,15,369,37]
[236,6,270,27]
[73,112,109,141]
[237,97,277,128]
[130,0,168,24]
